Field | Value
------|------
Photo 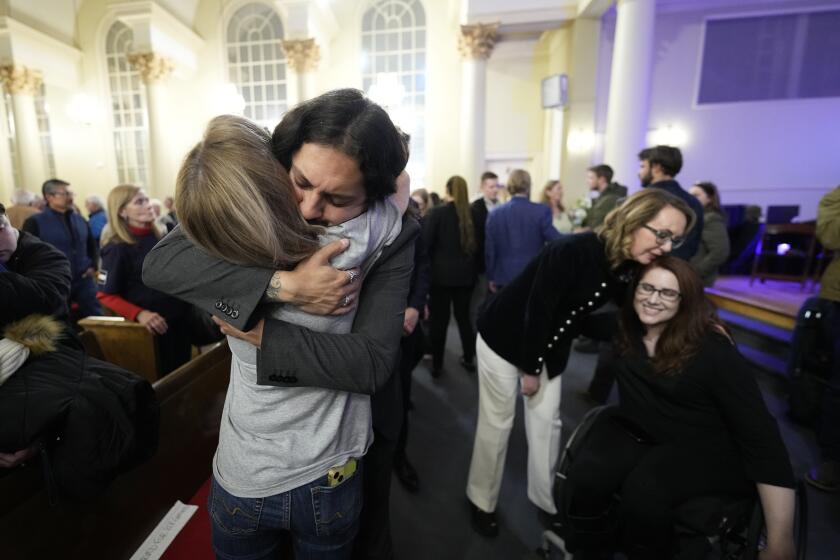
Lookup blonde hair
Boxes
[540,180,564,212]
[506,169,531,196]
[176,115,321,269]
[598,189,696,269]
[101,184,164,246]
[445,175,476,256]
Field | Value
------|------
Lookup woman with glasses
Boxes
[466,188,696,537]
[564,256,795,559]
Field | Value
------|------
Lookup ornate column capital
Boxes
[0,65,43,95]
[282,38,321,73]
[458,22,500,60]
[127,52,175,84]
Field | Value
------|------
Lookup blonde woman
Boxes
[173,113,409,558]
[96,185,191,375]
[540,180,573,234]
[422,176,478,377]
[467,188,696,537]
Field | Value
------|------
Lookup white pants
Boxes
[466,333,563,514]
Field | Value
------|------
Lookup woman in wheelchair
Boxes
[564,257,796,560]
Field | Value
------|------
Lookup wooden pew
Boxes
[78,316,160,382]
[0,341,231,560]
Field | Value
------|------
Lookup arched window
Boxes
[105,21,149,186]
[361,0,426,182]
[2,83,56,187]
[35,84,56,178]
[226,3,287,126]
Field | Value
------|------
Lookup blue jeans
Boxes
[208,462,363,560]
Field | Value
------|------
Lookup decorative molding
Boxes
[282,38,321,73]
[458,22,501,60]
[127,52,174,84]
[0,64,43,95]
[0,16,81,88]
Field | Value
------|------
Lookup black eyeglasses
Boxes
[643,224,685,249]
[637,282,681,302]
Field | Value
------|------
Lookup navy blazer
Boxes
[485,196,560,286]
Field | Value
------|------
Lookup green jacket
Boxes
[818,186,840,302]
[690,210,730,286]
[583,183,627,229]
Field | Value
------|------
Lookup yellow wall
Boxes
[2,0,591,218]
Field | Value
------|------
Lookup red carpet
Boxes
[161,478,214,560]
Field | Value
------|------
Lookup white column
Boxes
[283,39,321,107]
[0,65,46,189]
[603,0,656,187]
[544,108,564,181]
[128,53,174,197]
[458,23,499,187]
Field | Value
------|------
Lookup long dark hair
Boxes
[616,256,728,374]
[446,175,476,256]
[271,89,409,202]
[693,181,725,216]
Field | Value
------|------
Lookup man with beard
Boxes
[638,146,703,260]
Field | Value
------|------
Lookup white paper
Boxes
[129,500,199,560]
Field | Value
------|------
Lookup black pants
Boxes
[396,324,424,458]
[429,285,475,370]
[565,409,752,559]
[354,430,397,560]
[157,319,192,376]
[819,301,840,461]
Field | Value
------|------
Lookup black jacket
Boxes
[1,231,71,328]
[470,198,491,274]
[423,202,478,287]
[0,341,159,502]
[617,332,794,488]
[478,232,636,379]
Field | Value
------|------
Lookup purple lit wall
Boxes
[594,1,840,221]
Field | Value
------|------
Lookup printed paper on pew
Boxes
[130,500,198,560]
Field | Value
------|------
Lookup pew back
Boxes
[0,341,231,559]
[78,316,160,381]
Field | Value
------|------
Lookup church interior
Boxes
[1,0,839,558]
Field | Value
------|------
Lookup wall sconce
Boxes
[66,93,104,125]
[648,124,688,147]
[567,128,595,154]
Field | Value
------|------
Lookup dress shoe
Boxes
[393,455,419,493]
[470,502,499,537]
[460,356,476,373]
[806,460,840,492]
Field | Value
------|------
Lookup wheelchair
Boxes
[538,406,808,560]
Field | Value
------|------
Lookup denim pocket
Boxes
[310,465,363,537]
[209,478,263,535]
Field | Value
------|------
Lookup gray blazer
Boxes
[142,217,419,398]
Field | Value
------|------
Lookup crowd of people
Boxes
[1,87,838,560]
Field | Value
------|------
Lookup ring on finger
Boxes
[346,270,358,284]
[341,294,353,307]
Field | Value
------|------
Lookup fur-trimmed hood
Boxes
[0,315,63,384]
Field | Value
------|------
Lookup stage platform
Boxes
[705,276,817,331]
